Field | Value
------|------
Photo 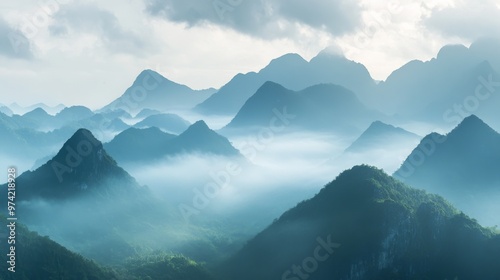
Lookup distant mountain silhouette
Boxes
[221,165,500,280]
[8,102,65,115]
[101,69,216,113]
[195,50,376,115]
[134,113,191,134]
[376,42,500,125]
[106,121,241,163]
[394,115,500,191]
[55,106,94,122]
[135,108,162,119]
[10,128,143,201]
[345,121,421,153]
[165,120,240,156]
[0,104,13,116]
[99,109,133,120]
[394,115,500,225]
[104,127,176,163]
[14,107,55,130]
[223,82,381,134]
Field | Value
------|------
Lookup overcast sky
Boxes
[1,0,499,109]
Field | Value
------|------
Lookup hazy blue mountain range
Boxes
[375,41,500,126]
[345,121,421,153]
[106,120,241,163]
[223,82,382,135]
[133,113,191,134]
[8,102,66,115]
[134,108,162,119]
[195,50,376,116]
[0,108,131,168]
[101,69,216,113]
[220,165,500,280]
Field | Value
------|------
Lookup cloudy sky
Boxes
[0,0,499,109]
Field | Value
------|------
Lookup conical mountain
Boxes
[101,69,216,113]
[394,115,500,190]
[13,128,142,201]
[165,120,241,157]
[345,121,420,153]
[220,165,500,280]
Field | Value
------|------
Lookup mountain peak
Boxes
[345,121,419,153]
[258,81,287,92]
[179,120,213,137]
[370,120,391,129]
[189,120,210,131]
[169,120,241,157]
[436,44,469,61]
[316,45,345,58]
[263,53,307,69]
[133,69,168,86]
[53,129,105,164]
[13,128,141,201]
[450,114,497,136]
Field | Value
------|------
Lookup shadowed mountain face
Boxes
[195,51,376,116]
[394,115,500,192]
[394,115,500,226]
[223,82,381,135]
[220,165,500,280]
[101,70,216,113]
[9,129,142,201]
[345,121,421,153]
[106,121,241,164]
